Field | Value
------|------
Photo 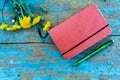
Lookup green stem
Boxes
[24,3,34,17]
[1,0,7,23]
[17,0,34,17]
[9,0,12,5]
[15,2,24,17]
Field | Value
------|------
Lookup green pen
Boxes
[72,40,113,67]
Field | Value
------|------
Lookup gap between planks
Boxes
[0,35,119,44]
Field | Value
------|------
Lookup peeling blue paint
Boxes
[0,0,119,80]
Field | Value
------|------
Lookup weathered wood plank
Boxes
[0,0,119,42]
[0,36,119,79]
[0,0,119,79]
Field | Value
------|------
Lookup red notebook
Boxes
[48,3,112,60]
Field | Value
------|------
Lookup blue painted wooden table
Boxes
[0,0,120,80]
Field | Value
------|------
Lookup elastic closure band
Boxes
[62,24,109,55]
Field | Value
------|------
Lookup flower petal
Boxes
[13,25,22,29]
[0,23,8,30]
[32,16,41,25]
[6,27,18,31]
[43,21,51,32]
[19,16,32,29]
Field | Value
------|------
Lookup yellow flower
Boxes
[0,23,8,30]
[32,16,41,25]
[43,21,51,32]
[6,24,22,31]
[6,27,17,31]
[13,24,22,30]
[19,16,32,29]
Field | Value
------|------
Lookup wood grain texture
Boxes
[0,36,119,80]
[0,0,120,80]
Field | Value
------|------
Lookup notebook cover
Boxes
[48,3,112,60]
